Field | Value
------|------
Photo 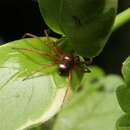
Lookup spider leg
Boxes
[22,33,39,39]
[68,70,72,81]
[44,30,50,42]
[62,71,72,104]
[84,58,93,65]
[79,63,91,73]
[0,66,19,70]
[23,32,49,48]
[23,63,54,81]
[22,32,55,52]
[44,30,64,56]
[23,32,63,58]
[12,47,54,60]
[23,31,53,48]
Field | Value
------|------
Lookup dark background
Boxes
[0,0,129,74]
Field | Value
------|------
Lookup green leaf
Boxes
[116,57,130,130]
[122,56,130,86]
[116,85,130,114]
[116,56,130,113]
[38,0,117,57]
[53,72,122,130]
[0,38,68,130]
[116,114,130,130]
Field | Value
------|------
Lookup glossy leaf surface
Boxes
[0,38,68,130]
[38,0,117,57]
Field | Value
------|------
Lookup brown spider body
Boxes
[15,32,92,81]
[58,54,75,75]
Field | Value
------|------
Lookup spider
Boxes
[13,31,92,88]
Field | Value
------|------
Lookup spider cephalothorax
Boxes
[55,52,89,77]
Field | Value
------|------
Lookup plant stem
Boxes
[112,8,130,32]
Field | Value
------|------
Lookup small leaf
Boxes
[38,0,117,57]
[116,56,130,114]
[116,114,130,130]
[0,38,68,130]
[116,85,130,114]
[122,56,130,86]
[116,57,130,130]
[53,71,122,130]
